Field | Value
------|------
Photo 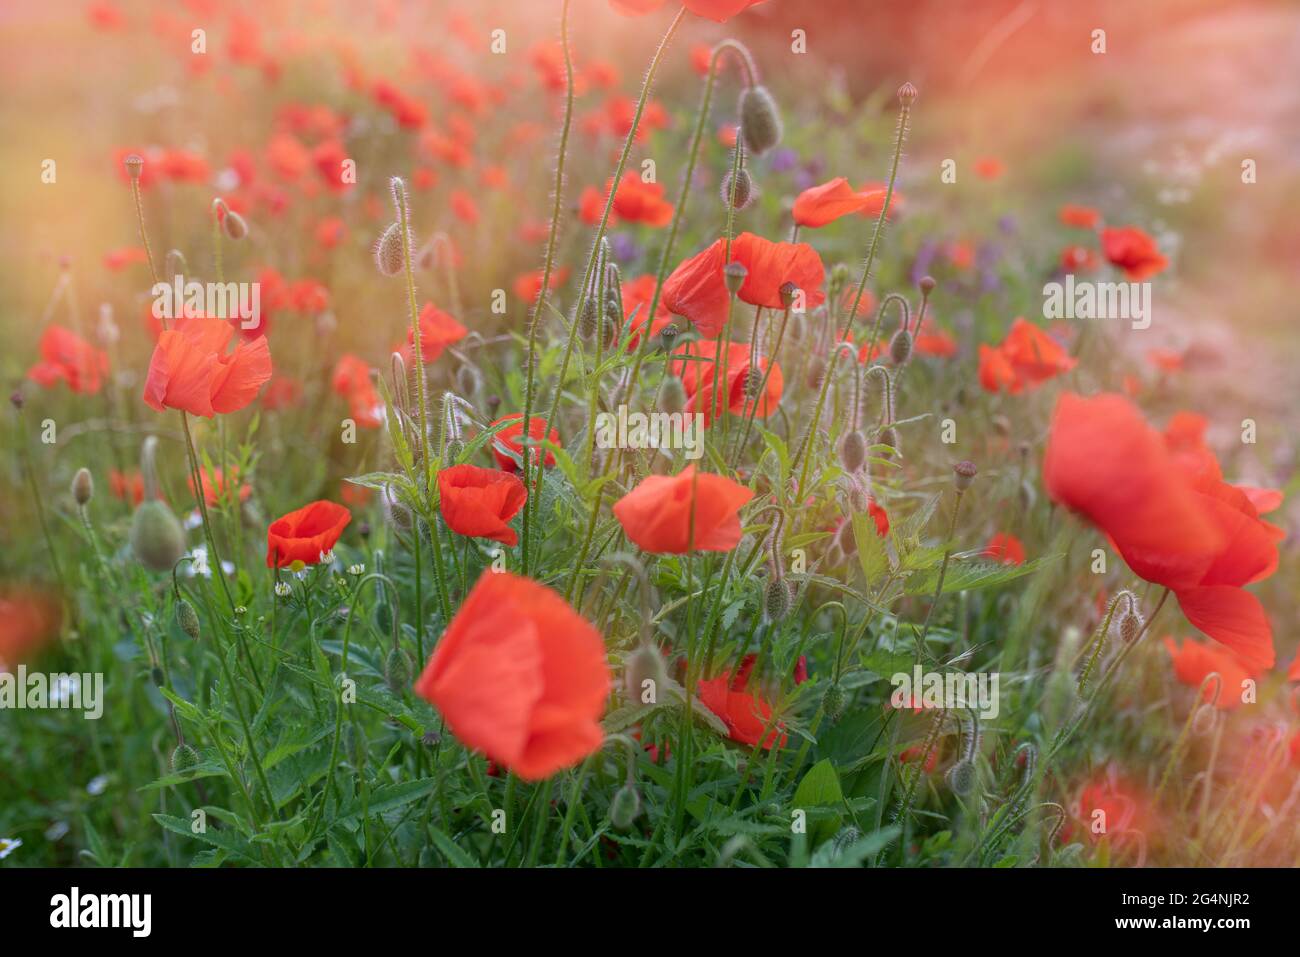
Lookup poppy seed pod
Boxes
[889,328,913,365]
[839,430,867,472]
[123,153,144,180]
[130,501,187,573]
[723,261,748,294]
[919,275,936,294]
[176,598,201,640]
[659,376,687,415]
[947,758,976,796]
[779,281,798,310]
[658,323,678,352]
[222,209,249,241]
[764,577,793,623]
[953,459,978,492]
[739,85,782,154]
[721,168,754,209]
[71,467,93,506]
[609,781,642,831]
[170,743,200,773]
[374,222,405,277]
[897,82,919,108]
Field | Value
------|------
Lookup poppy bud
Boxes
[609,781,642,831]
[836,520,857,557]
[889,328,912,365]
[222,210,249,241]
[897,82,919,108]
[624,643,667,703]
[486,393,501,415]
[742,365,764,400]
[170,743,200,773]
[947,759,976,796]
[455,363,480,398]
[374,222,405,277]
[764,577,793,623]
[919,275,936,294]
[952,460,978,492]
[130,501,187,573]
[822,682,845,722]
[10,389,24,409]
[71,467,93,506]
[578,296,598,340]
[384,646,414,693]
[720,168,754,209]
[1193,703,1217,736]
[1118,609,1142,644]
[176,598,201,640]
[739,85,782,155]
[806,356,826,390]
[382,483,414,533]
[839,430,867,472]
[779,281,798,309]
[877,426,899,458]
[659,376,687,415]
[422,729,443,747]
[832,825,863,855]
[658,323,678,352]
[723,261,747,294]
[123,153,144,180]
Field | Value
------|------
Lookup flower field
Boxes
[1,0,1297,873]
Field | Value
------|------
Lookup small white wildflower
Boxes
[234,605,247,616]
[87,775,110,796]
[319,549,337,566]
[44,821,70,842]
[274,581,292,598]
[0,837,22,859]
[184,510,204,531]
[348,563,365,576]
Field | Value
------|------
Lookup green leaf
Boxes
[429,828,480,867]
[154,814,260,865]
[851,511,892,586]
[903,554,1060,596]
[792,758,845,845]
[333,777,436,825]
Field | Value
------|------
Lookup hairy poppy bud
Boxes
[839,430,867,472]
[455,363,480,398]
[739,85,782,154]
[659,376,687,415]
[1192,703,1217,735]
[123,153,144,180]
[384,646,414,692]
[625,643,667,703]
[578,296,598,340]
[10,389,24,409]
[952,460,978,492]
[609,782,642,831]
[170,743,200,773]
[742,365,764,401]
[947,758,976,796]
[222,209,248,241]
[71,467,93,506]
[806,356,826,390]
[382,483,414,533]
[836,520,857,556]
[877,426,899,458]
[130,500,187,573]
[764,577,793,623]
[723,261,747,294]
[721,168,754,209]
[374,222,405,277]
[822,682,845,722]
[897,82,919,108]
[889,328,913,365]
[1118,609,1142,644]
[176,598,201,640]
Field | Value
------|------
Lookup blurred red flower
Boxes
[669,338,783,426]
[490,414,560,472]
[1163,636,1254,711]
[1101,225,1168,280]
[983,532,1025,565]
[143,317,272,417]
[977,318,1075,394]
[793,177,883,228]
[613,464,752,553]
[407,303,468,363]
[27,325,109,395]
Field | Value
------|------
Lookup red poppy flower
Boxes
[983,532,1026,565]
[265,500,351,567]
[490,414,561,472]
[697,671,785,749]
[311,140,352,192]
[438,464,528,547]
[913,317,958,358]
[1044,392,1280,671]
[669,339,783,426]
[792,177,882,228]
[972,156,1005,180]
[513,267,570,305]
[110,469,147,507]
[27,325,109,395]
[103,247,149,271]
[1060,244,1099,272]
[1162,636,1253,711]
[1101,225,1168,281]
[613,464,753,554]
[331,354,384,429]
[189,466,251,508]
[0,587,62,668]
[609,173,674,226]
[143,317,271,417]
[977,318,1075,394]
[407,303,468,363]
[868,499,890,537]
[622,274,673,351]
[661,239,731,338]
[856,181,905,220]
[414,570,610,781]
[1059,204,1100,229]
